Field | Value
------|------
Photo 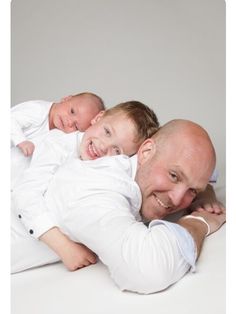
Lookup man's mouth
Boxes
[154,195,170,209]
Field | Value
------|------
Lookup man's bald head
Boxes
[136,119,216,221]
[153,119,216,174]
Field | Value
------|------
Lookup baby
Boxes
[11,92,105,156]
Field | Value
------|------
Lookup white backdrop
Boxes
[11,0,225,198]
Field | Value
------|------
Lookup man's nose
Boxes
[169,185,188,207]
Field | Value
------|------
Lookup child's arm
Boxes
[12,129,78,240]
[39,227,97,270]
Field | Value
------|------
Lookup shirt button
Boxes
[18,214,22,219]
[29,229,34,234]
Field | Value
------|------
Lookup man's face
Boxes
[51,96,101,132]
[136,138,213,221]
[80,112,139,160]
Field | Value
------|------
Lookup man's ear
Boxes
[91,110,105,125]
[137,138,156,165]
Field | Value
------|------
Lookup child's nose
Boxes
[99,143,108,156]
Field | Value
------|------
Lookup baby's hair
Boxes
[104,101,160,144]
[74,92,105,111]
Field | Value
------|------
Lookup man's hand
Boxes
[17,140,35,157]
[190,184,225,214]
[39,227,97,271]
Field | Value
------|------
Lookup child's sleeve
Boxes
[11,130,77,238]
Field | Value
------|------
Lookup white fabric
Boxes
[11,100,52,188]
[11,100,52,146]
[12,129,83,237]
[12,153,196,294]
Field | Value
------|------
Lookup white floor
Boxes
[11,225,225,314]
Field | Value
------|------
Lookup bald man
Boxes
[11,119,225,294]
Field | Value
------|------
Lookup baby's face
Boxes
[79,112,140,160]
[51,96,102,132]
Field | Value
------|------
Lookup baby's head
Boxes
[79,100,159,160]
[49,92,105,132]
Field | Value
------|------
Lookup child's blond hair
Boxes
[104,101,159,145]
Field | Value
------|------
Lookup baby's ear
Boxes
[61,95,73,102]
[137,138,156,165]
[91,111,105,124]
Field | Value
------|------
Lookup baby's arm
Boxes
[40,227,97,270]
[17,140,35,157]
[11,101,42,147]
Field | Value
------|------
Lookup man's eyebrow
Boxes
[174,166,187,181]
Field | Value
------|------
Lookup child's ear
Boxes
[91,111,105,125]
[137,138,156,165]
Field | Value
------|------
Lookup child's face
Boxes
[51,96,102,132]
[79,111,140,160]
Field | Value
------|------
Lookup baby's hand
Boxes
[17,140,35,157]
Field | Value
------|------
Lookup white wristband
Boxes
[182,215,211,237]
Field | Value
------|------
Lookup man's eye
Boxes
[189,188,197,197]
[104,127,111,136]
[169,172,178,182]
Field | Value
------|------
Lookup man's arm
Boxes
[189,184,225,215]
[178,210,226,257]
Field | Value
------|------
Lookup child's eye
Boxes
[113,147,121,155]
[104,127,111,136]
